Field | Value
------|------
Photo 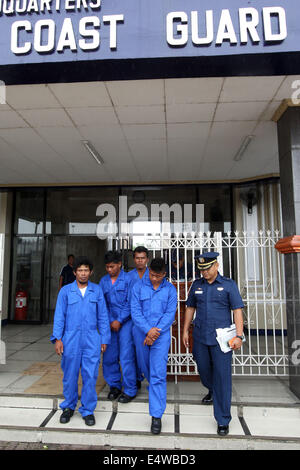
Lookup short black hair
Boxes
[104,250,122,264]
[73,256,93,272]
[149,257,166,273]
[67,254,74,259]
[133,246,149,257]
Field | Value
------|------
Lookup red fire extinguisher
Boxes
[15,291,28,321]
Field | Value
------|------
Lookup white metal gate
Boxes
[122,230,288,377]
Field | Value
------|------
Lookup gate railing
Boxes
[118,230,288,377]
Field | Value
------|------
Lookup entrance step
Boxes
[0,395,300,450]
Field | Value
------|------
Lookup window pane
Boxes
[14,190,44,235]
[11,236,43,321]
[46,187,119,235]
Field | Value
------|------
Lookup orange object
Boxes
[275,235,300,254]
[228,337,236,348]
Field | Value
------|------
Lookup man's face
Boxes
[68,256,74,266]
[200,262,219,282]
[173,258,184,269]
[74,264,92,285]
[134,252,148,271]
[105,262,121,278]
[149,269,166,288]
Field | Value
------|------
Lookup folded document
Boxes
[216,324,246,353]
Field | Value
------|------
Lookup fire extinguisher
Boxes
[15,291,28,321]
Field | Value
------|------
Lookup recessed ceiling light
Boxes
[82,140,105,165]
[233,135,255,162]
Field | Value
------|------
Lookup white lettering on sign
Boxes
[10,14,124,54]
[166,7,288,47]
[0,0,102,13]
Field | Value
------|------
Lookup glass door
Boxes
[42,236,53,324]
[10,236,44,322]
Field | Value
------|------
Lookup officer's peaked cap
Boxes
[195,251,219,270]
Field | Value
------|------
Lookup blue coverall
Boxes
[50,281,111,417]
[131,276,177,418]
[127,267,150,383]
[100,269,137,398]
[186,273,244,426]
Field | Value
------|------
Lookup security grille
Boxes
[119,230,288,377]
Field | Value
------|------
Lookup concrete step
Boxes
[0,395,300,450]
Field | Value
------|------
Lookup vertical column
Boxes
[276,106,300,399]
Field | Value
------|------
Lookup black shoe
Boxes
[107,387,122,400]
[202,392,213,404]
[84,414,95,426]
[60,408,74,424]
[151,417,162,435]
[217,425,229,436]
[118,393,136,404]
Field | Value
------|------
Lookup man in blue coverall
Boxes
[131,257,177,435]
[182,252,244,436]
[127,246,150,389]
[51,256,111,426]
[100,251,137,403]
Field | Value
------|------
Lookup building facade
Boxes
[0,1,299,396]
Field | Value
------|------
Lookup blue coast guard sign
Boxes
[0,0,299,82]
[0,0,299,65]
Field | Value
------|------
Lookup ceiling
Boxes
[0,75,299,186]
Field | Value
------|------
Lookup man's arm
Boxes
[50,288,67,352]
[97,286,111,346]
[131,284,152,335]
[231,308,244,350]
[182,307,195,349]
[155,286,178,333]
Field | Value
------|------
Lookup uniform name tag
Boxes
[195,290,203,294]
[217,287,224,291]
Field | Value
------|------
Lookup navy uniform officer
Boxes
[182,252,244,436]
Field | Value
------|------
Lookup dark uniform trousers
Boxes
[192,326,233,426]
[186,273,244,427]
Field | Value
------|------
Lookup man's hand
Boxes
[144,336,154,346]
[101,344,107,353]
[110,320,122,332]
[147,327,161,341]
[182,330,190,349]
[55,339,64,356]
[229,337,243,350]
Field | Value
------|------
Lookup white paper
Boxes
[215,324,245,353]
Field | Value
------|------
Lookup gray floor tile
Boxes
[46,410,112,430]
[22,343,54,352]
[5,375,41,392]
[0,360,33,373]
[113,411,174,433]
[8,350,54,362]
[180,414,244,436]
[5,342,31,351]
[0,396,53,409]
[0,372,23,388]
[0,406,50,427]
[243,406,300,438]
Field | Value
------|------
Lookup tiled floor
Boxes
[0,324,300,449]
